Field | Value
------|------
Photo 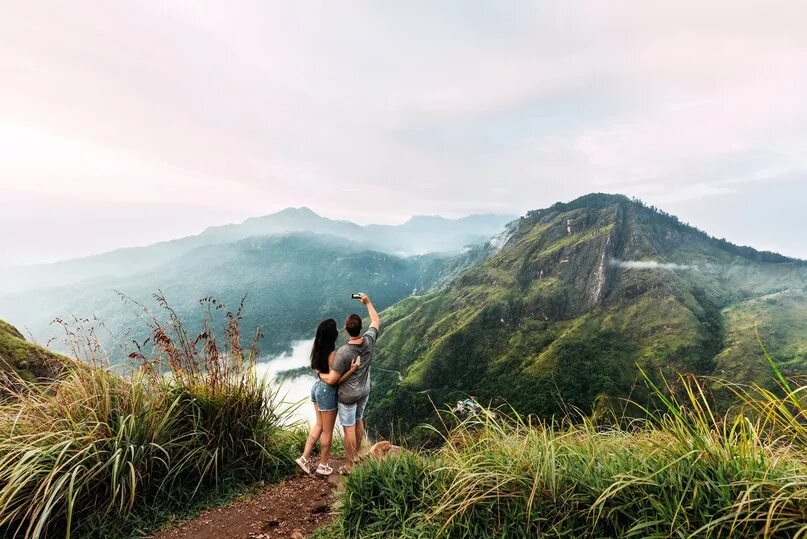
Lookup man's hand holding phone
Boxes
[351,292,370,305]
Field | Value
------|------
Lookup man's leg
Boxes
[338,401,358,467]
[353,394,369,457]
[343,424,357,464]
[355,420,365,455]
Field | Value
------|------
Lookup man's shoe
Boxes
[315,463,333,476]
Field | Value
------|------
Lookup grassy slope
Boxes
[0,319,69,382]
[0,306,303,538]
[320,376,807,539]
[367,194,807,441]
[716,289,807,384]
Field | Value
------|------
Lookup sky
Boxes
[1,1,806,265]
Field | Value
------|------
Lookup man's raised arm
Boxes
[359,293,380,330]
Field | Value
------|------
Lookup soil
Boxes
[152,458,344,539]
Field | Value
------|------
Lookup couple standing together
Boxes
[296,293,380,476]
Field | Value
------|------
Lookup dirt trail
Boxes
[152,458,344,539]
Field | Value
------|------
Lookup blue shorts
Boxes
[338,394,369,427]
[310,379,338,412]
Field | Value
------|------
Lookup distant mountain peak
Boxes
[404,215,449,224]
[275,206,319,217]
[246,206,323,223]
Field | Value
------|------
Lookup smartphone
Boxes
[351,293,362,300]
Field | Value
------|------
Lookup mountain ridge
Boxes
[0,231,487,358]
[0,207,515,294]
[367,193,807,440]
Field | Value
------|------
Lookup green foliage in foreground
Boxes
[323,374,807,538]
[0,299,303,538]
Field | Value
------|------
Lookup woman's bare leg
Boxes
[319,410,337,466]
[302,404,323,460]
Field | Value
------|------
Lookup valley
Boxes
[2,194,807,538]
[4,195,807,433]
[0,227,499,359]
[3,195,806,437]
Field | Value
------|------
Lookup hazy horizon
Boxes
[1,205,520,267]
[2,1,806,264]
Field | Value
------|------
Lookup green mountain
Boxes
[0,233,482,360]
[0,208,514,294]
[368,194,807,438]
[0,319,70,384]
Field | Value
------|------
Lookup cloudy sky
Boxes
[1,1,806,265]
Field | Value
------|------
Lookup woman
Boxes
[296,319,359,476]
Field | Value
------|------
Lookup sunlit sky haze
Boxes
[1,1,806,264]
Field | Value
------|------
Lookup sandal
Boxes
[338,465,351,476]
[315,463,333,476]
[295,455,311,474]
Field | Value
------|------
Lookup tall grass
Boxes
[0,294,301,538]
[328,372,807,538]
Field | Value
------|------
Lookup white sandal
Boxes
[315,463,333,476]
[295,455,311,474]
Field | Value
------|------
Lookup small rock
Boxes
[311,503,330,514]
[291,531,304,539]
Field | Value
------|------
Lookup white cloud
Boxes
[610,259,693,271]
[0,1,806,263]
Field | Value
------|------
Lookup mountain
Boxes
[367,194,807,439]
[0,208,514,294]
[0,233,484,360]
[0,319,70,384]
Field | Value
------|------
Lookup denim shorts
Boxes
[310,379,338,412]
[337,393,369,427]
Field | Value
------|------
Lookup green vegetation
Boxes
[0,319,71,385]
[0,233,472,360]
[368,194,807,441]
[716,290,807,384]
[321,371,807,538]
[0,299,302,538]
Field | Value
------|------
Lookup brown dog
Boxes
[368,440,402,460]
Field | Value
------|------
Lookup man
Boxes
[331,292,380,472]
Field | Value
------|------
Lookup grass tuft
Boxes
[326,370,807,538]
[0,294,302,538]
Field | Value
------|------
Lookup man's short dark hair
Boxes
[345,314,362,337]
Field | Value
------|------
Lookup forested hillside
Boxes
[0,233,486,360]
[368,194,807,439]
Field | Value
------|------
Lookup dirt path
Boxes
[152,459,344,539]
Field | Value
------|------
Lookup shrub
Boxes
[0,295,300,538]
[331,375,807,538]
[336,452,437,538]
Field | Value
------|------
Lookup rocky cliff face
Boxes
[366,194,807,441]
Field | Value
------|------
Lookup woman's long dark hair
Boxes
[310,319,338,373]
